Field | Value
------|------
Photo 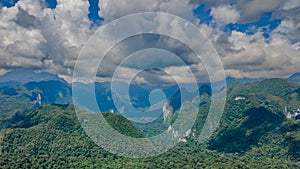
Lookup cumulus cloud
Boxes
[236,0,285,22]
[273,5,300,42]
[191,0,300,79]
[98,0,197,22]
[212,30,300,79]
[191,0,286,22]
[0,0,92,76]
[210,5,240,27]
[282,0,300,10]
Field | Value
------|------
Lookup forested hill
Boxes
[0,107,299,168]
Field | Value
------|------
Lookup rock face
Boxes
[36,93,42,107]
[163,101,173,123]
[235,96,246,101]
[167,125,193,143]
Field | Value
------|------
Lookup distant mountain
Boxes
[287,72,300,83]
[0,70,65,85]
[0,85,37,121]
[4,70,300,121]
[73,81,185,109]
[24,80,72,105]
[73,81,212,123]
[0,70,266,112]
[0,80,21,88]
[225,77,263,85]
[72,82,115,113]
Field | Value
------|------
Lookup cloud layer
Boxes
[0,0,299,83]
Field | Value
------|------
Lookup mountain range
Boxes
[0,70,210,118]
[0,77,299,168]
[0,70,65,87]
[1,70,300,121]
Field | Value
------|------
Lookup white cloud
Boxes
[273,6,300,42]
[236,0,285,22]
[210,5,240,27]
[98,0,197,22]
[0,0,92,76]
[273,19,296,38]
[213,30,300,79]
[191,0,285,22]
[282,0,300,10]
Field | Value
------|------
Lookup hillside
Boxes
[0,105,298,168]
[0,80,72,122]
[206,79,300,162]
[0,105,145,168]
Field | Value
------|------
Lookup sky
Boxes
[0,0,299,84]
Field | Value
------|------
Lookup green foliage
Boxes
[208,107,284,153]
[0,104,298,168]
[0,86,35,121]
[1,87,18,96]
[133,115,167,137]
[103,112,144,138]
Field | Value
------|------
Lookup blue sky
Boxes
[225,12,282,39]
[44,0,104,24]
[193,4,282,39]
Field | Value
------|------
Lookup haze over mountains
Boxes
[0,70,65,87]
[1,70,300,116]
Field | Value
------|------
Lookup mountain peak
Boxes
[287,72,300,83]
[0,69,65,85]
